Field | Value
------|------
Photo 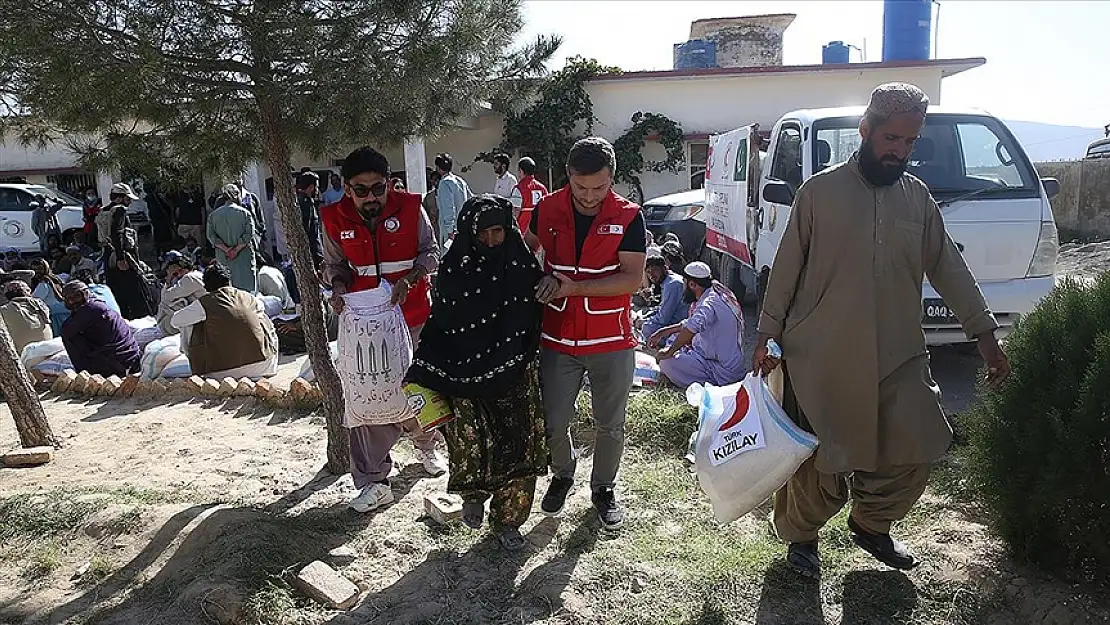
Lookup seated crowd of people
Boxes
[1,182,297,381]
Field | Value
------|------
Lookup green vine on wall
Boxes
[461,56,620,186]
[461,63,685,204]
[612,111,685,201]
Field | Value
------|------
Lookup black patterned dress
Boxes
[442,360,548,529]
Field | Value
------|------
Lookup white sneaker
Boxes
[348,482,394,513]
[414,448,448,477]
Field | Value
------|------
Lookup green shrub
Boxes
[961,276,1110,583]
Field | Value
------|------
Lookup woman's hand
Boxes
[535,275,560,304]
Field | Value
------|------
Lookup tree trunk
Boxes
[258,100,350,475]
[0,321,58,448]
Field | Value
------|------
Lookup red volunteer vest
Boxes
[536,187,640,356]
[515,175,548,233]
[319,191,431,328]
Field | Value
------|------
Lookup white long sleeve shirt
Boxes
[493,172,518,198]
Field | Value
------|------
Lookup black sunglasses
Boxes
[350,182,388,199]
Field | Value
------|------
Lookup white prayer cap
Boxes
[683,261,712,280]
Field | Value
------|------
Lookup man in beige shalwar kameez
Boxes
[752,83,1011,578]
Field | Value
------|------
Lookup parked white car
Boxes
[0,183,85,254]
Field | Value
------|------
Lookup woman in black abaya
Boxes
[407,194,555,551]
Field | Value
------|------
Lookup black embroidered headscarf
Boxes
[407,194,544,399]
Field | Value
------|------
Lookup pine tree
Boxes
[0,322,58,449]
[0,0,558,473]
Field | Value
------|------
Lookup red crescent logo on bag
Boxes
[718,385,751,432]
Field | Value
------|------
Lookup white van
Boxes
[0,183,85,254]
[704,106,1059,345]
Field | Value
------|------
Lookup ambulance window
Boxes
[769,125,803,189]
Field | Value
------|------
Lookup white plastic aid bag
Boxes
[140,335,181,379]
[690,373,819,524]
[20,338,65,368]
[336,285,413,428]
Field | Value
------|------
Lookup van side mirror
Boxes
[1041,177,1060,200]
[762,181,795,206]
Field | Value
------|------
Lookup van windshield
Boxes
[813,115,1040,198]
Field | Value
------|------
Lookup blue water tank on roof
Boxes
[673,40,718,70]
[883,0,932,62]
[822,41,851,64]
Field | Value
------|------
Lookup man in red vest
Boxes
[510,156,548,233]
[525,137,648,531]
[320,146,448,513]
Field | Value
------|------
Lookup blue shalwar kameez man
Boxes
[658,281,745,388]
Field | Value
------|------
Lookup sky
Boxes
[519,0,1110,130]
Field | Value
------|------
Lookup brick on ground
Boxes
[254,379,275,399]
[308,383,324,403]
[424,494,463,526]
[117,374,141,397]
[161,377,185,394]
[87,374,106,396]
[2,446,54,467]
[102,376,122,396]
[290,378,311,402]
[150,379,168,396]
[184,375,205,394]
[218,377,237,397]
[292,561,360,610]
[135,377,154,396]
[70,371,91,394]
[52,370,78,394]
[234,378,255,397]
[201,378,221,397]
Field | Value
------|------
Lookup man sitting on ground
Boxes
[1,280,53,353]
[258,264,295,312]
[73,269,121,315]
[157,251,206,336]
[171,264,278,379]
[640,254,688,344]
[60,280,141,377]
[651,261,746,388]
[60,245,97,278]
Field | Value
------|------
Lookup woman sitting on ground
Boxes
[406,194,554,551]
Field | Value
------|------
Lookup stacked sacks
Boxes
[140,335,183,378]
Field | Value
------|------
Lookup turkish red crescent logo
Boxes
[717,385,751,432]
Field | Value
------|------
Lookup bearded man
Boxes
[752,83,1011,578]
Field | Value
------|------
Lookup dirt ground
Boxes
[0,247,1106,624]
[2,379,1106,625]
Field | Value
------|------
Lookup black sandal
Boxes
[787,541,821,579]
[462,501,484,529]
[496,527,527,551]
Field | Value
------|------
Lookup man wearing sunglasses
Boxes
[320,146,448,511]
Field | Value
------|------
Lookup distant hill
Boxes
[1004,120,1105,163]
